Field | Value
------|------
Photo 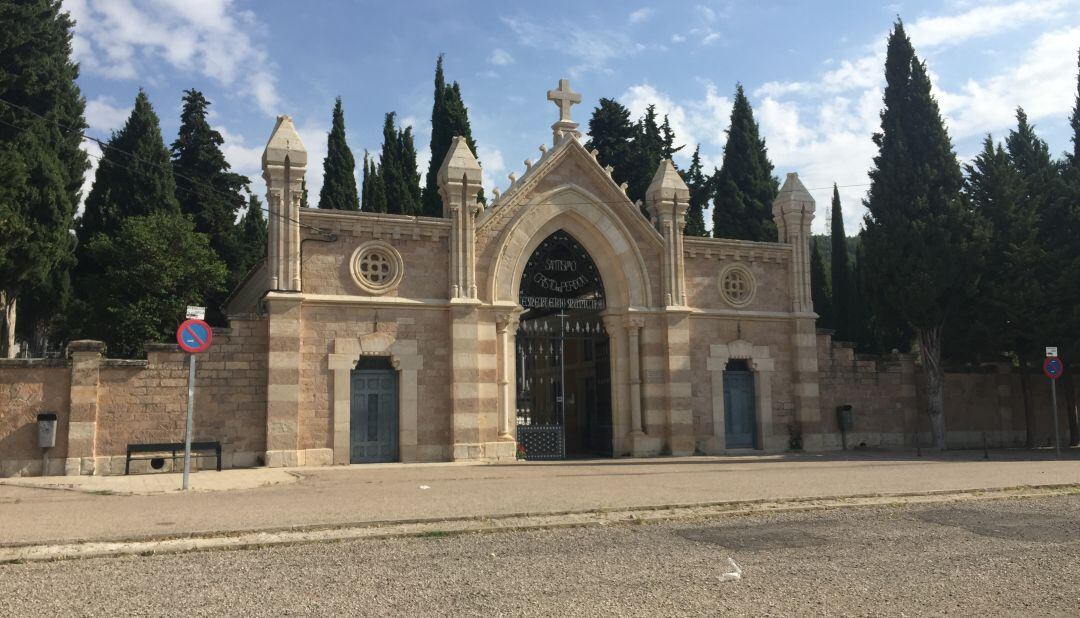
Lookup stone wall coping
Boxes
[67,340,105,355]
[300,209,452,229]
[101,359,149,369]
[0,357,70,368]
[144,343,181,353]
[684,237,793,263]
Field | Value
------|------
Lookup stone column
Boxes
[601,314,628,455]
[261,115,307,292]
[773,172,821,446]
[625,317,645,451]
[646,160,690,307]
[264,294,302,467]
[65,340,104,475]
[437,136,483,300]
[496,312,520,441]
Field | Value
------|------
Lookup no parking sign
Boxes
[176,319,212,354]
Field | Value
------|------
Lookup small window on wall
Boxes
[350,240,404,295]
[719,264,755,308]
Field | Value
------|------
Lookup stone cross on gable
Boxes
[546,78,582,143]
[547,78,581,122]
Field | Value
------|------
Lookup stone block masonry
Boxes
[0,318,267,477]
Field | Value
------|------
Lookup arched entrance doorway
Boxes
[516,230,612,460]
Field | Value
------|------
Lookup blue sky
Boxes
[66,0,1080,234]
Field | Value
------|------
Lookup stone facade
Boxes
[0,79,1073,476]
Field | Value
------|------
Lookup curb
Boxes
[2,483,1077,564]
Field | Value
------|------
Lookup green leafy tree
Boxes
[422,56,482,216]
[318,97,359,211]
[171,89,249,295]
[712,84,778,241]
[0,0,88,357]
[810,240,833,329]
[829,185,853,340]
[860,21,985,449]
[683,145,709,237]
[378,112,421,215]
[76,211,226,358]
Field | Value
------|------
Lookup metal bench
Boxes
[125,441,222,475]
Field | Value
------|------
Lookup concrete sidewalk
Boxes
[1,451,1078,548]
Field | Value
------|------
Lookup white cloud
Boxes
[628,8,654,24]
[501,15,649,76]
[65,0,281,116]
[620,82,733,170]
[488,48,514,66]
[907,0,1070,49]
[477,145,505,194]
[84,97,130,133]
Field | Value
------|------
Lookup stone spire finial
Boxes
[646,159,692,307]
[546,78,582,143]
[262,115,307,292]
[646,159,690,207]
[437,136,483,299]
[772,172,816,313]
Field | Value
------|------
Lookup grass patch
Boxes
[89,490,114,496]
[418,530,450,539]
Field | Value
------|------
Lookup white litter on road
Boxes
[719,557,742,582]
[419,485,431,490]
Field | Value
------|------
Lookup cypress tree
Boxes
[628,105,664,207]
[360,151,372,211]
[318,97,359,211]
[170,88,249,291]
[829,185,852,340]
[683,145,709,236]
[810,239,833,329]
[300,179,309,208]
[660,115,683,160]
[1061,49,1080,445]
[0,0,88,356]
[234,192,267,277]
[378,112,421,215]
[422,57,482,216]
[860,21,985,449]
[585,98,637,193]
[712,84,778,241]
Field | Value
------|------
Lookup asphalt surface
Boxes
[2,494,1078,616]
[3,452,1080,546]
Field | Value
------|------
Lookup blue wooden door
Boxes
[723,370,757,448]
[350,370,398,463]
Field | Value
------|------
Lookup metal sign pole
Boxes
[182,353,196,490]
[1050,376,1060,459]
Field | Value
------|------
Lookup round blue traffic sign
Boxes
[1043,356,1064,380]
[176,319,213,354]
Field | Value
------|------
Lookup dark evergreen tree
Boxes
[360,151,372,211]
[171,88,249,293]
[422,56,482,216]
[300,179,309,208]
[0,0,88,356]
[628,105,664,207]
[378,112,421,215]
[860,21,985,449]
[683,145,709,237]
[660,115,683,160]
[585,98,637,194]
[318,97,359,211]
[829,185,852,340]
[233,192,267,278]
[810,240,833,329]
[362,152,388,214]
[1061,49,1080,445]
[712,84,778,241]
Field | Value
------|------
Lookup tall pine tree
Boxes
[1060,49,1080,445]
[171,89,249,291]
[318,97,359,211]
[422,56,482,216]
[234,192,267,278]
[0,0,88,356]
[810,240,833,329]
[73,90,225,356]
[684,145,709,236]
[860,21,985,449]
[712,84,778,241]
[585,98,637,193]
[829,185,852,340]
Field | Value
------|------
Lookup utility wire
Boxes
[0,96,334,237]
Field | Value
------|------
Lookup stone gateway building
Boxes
[226,78,822,467]
[1,80,1044,477]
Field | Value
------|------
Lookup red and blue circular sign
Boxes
[1043,356,1064,380]
[176,319,213,354]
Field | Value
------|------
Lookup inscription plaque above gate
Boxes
[519,230,605,311]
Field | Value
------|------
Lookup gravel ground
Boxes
[2,495,1079,617]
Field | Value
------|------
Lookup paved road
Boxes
[2,494,1078,616]
[2,452,1079,546]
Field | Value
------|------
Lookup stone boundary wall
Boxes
[817,330,1075,450]
[0,318,267,477]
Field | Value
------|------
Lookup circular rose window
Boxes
[350,241,403,294]
[719,264,755,307]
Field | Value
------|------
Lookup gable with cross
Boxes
[546,78,582,142]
